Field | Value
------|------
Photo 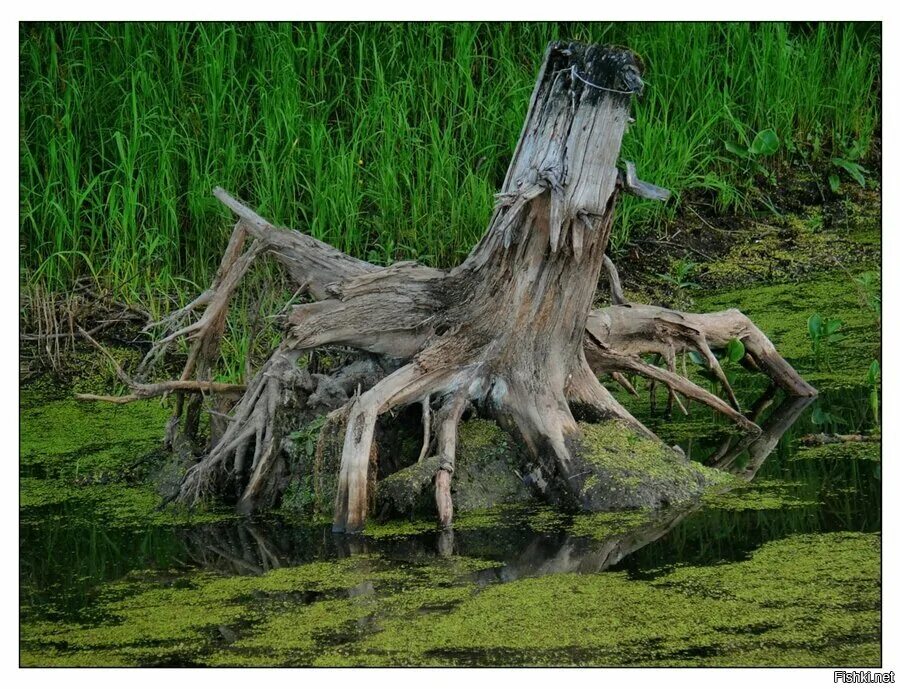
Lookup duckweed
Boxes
[22,531,878,667]
[702,480,819,511]
[694,275,880,389]
[21,398,170,482]
[793,441,881,463]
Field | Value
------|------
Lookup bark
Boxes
[85,41,816,532]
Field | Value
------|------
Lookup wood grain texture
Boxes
[93,41,815,530]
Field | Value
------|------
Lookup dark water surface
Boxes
[20,376,881,666]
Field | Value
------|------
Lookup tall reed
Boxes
[20,22,880,300]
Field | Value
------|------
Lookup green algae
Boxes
[453,505,513,530]
[20,398,170,482]
[525,506,568,533]
[21,556,395,665]
[20,477,232,528]
[326,532,879,667]
[363,518,435,538]
[20,552,498,667]
[568,508,655,540]
[363,505,514,539]
[20,522,880,667]
[702,479,819,511]
[697,188,881,292]
[793,441,881,464]
[19,390,237,529]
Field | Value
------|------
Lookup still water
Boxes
[20,375,881,666]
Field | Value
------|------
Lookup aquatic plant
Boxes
[656,258,699,291]
[866,359,880,427]
[725,127,781,184]
[807,313,845,369]
[829,139,870,193]
[19,532,880,667]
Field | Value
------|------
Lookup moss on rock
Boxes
[573,421,735,511]
[376,419,530,518]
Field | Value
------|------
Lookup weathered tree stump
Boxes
[83,41,815,532]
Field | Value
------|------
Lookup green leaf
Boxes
[811,407,827,425]
[828,173,841,194]
[725,338,745,364]
[846,140,863,161]
[749,128,780,156]
[807,313,823,339]
[832,157,867,187]
[688,351,706,367]
[824,318,843,336]
[867,360,881,385]
[725,141,749,159]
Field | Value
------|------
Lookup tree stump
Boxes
[83,41,815,533]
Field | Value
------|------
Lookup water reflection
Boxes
[22,389,879,621]
[172,394,815,582]
[466,394,815,584]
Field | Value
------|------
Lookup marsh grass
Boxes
[19,22,880,377]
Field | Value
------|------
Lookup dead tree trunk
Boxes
[86,41,815,532]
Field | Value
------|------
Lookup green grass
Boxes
[20,22,879,301]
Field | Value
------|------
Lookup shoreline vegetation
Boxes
[21,24,879,320]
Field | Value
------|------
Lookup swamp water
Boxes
[20,275,881,667]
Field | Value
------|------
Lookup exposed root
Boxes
[432,392,469,528]
[583,301,816,432]
[602,254,629,306]
[74,381,246,405]
[74,326,246,404]
[333,359,469,532]
[417,395,432,463]
[175,347,299,507]
[76,41,816,532]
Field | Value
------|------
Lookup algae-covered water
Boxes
[20,272,882,667]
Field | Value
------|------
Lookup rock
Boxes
[292,415,730,520]
[375,418,531,518]
[568,421,731,511]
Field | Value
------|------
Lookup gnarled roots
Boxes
[105,186,814,532]
[81,42,815,533]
